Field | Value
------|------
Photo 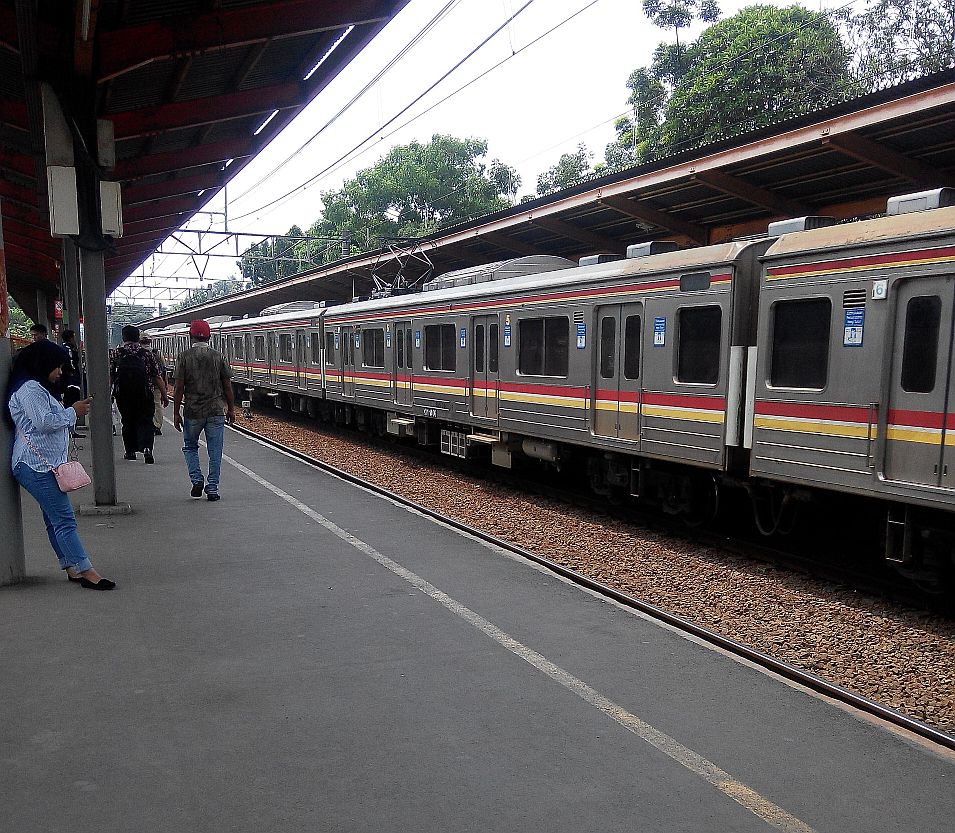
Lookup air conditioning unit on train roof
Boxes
[257,300,326,316]
[422,255,575,292]
[766,216,836,236]
[886,188,955,216]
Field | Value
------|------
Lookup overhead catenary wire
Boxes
[230,0,539,222]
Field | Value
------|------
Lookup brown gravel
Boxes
[241,410,955,734]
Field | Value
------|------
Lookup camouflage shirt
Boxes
[177,342,232,419]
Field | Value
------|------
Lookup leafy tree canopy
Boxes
[536,144,594,196]
[841,0,955,87]
[237,135,520,284]
[605,5,856,167]
[7,295,30,338]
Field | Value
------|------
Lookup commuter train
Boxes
[153,189,955,589]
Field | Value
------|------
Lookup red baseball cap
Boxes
[189,320,211,338]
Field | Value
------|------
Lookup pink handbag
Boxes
[17,430,92,493]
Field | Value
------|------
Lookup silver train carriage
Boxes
[150,189,955,585]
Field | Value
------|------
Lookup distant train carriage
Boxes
[170,188,955,586]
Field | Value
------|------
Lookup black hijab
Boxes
[6,340,70,407]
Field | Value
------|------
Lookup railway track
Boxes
[231,414,955,755]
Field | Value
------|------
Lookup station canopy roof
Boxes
[0,0,411,307]
[143,67,955,328]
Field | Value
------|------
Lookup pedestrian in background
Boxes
[139,334,166,436]
[5,340,114,590]
[111,325,167,464]
[29,323,47,342]
[173,320,235,501]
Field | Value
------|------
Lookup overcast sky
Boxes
[117,0,845,303]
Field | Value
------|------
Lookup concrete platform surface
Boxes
[2,422,954,833]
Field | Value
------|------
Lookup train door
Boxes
[593,303,643,441]
[269,333,281,386]
[243,334,252,376]
[884,276,955,486]
[394,320,413,406]
[295,329,308,391]
[470,315,500,420]
[341,326,356,397]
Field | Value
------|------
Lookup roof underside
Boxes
[0,0,410,310]
[144,68,955,327]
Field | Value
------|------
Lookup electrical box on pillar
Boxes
[41,84,80,237]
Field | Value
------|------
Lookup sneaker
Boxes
[124,452,136,460]
[143,449,154,464]
[206,492,221,502]
[191,482,204,498]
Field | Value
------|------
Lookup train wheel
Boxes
[684,474,720,528]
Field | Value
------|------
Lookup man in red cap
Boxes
[172,320,235,501]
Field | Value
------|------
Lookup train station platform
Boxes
[2,423,955,833]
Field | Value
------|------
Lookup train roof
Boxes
[324,240,761,319]
[763,205,955,262]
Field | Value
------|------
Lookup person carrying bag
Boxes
[6,340,115,590]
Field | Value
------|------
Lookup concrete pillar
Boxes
[0,207,25,584]
[35,288,49,331]
[62,239,82,334]
[79,247,118,506]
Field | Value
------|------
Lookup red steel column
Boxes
[0,203,26,584]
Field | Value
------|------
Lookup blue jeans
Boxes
[182,415,225,494]
[13,463,93,574]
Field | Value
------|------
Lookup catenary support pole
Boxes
[0,205,25,584]
[79,246,118,506]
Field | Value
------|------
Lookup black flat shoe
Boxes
[206,493,221,502]
[66,573,82,583]
[80,578,116,590]
[191,482,204,498]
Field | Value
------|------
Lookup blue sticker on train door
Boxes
[844,308,864,346]
[354,332,360,348]
[503,324,511,347]
[415,331,421,348]
[460,327,466,348]
[334,334,340,349]
[386,330,392,348]
[576,323,586,348]
[653,316,666,346]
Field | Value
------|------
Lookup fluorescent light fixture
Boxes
[303,25,354,80]
[223,158,235,168]
[253,110,280,136]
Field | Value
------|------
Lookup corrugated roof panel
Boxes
[239,35,317,89]
[0,50,24,99]
[176,49,251,102]
[120,0,203,26]
[146,126,204,154]
[104,62,178,113]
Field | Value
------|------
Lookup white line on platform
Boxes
[221,442,817,833]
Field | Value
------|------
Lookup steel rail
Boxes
[230,421,955,753]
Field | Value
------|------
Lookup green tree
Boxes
[171,279,246,312]
[309,135,519,260]
[841,0,955,88]
[536,144,594,196]
[642,0,721,50]
[7,295,31,338]
[238,225,318,287]
[605,5,856,167]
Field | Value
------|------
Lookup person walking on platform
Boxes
[29,323,47,342]
[60,328,85,438]
[173,320,235,501]
[5,340,115,590]
[111,325,168,464]
[139,334,166,436]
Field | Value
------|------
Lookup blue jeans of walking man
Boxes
[182,415,225,495]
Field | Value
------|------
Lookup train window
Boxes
[475,324,485,373]
[519,316,569,377]
[677,306,721,384]
[599,317,616,378]
[232,337,244,359]
[624,315,641,379]
[325,332,335,365]
[489,323,499,372]
[901,295,942,393]
[310,333,321,364]
[770,298,831,389]
[424,324,456,371]
[396,328,405,369]
[680,272,711,292]
[254,336,265,361]
[279,333,293,363]
[362,328,385,368]
[406,329,414,371]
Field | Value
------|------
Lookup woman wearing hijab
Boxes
[7,340,115,590]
